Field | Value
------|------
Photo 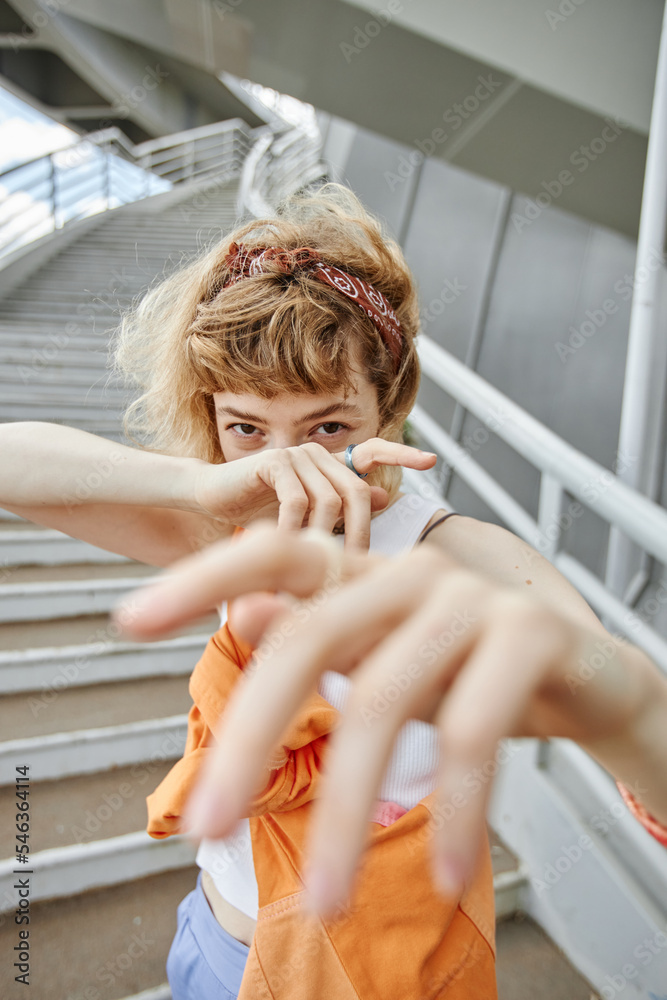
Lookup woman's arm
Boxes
[1,425,437,561]
[0,421,234,567]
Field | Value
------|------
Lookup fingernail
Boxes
[433,854,466,898]
[185,786,231,839]
[304,867,338,918]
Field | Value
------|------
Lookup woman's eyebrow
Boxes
[216,402,363,425]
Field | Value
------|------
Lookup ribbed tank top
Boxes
[196,490,453,918]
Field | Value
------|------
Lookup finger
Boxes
[286,447,354,537]
[183,551,442,839]
[296,445,374,550]
[111,523,345,640]
[429,602,567,897]
[334,439,437,476]
[368,486,390,512]
[267,459,312,532]
[301,576,483,916]
[228,592,295,646]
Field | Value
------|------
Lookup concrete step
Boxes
[0,348,110,372]
[0,310,122,324]
[0,301,127,316]
[0,865,198,1000]
[0,669,190,741]
[0,384,128,403]
[0,611,220,652]
[496,913,600,998]
[0,527,131,566]
[0,713,188,782]
[0,562,156,622]
[0,831,196,913]
[0,404,124,424]
[0,631,209,693]
[0,761,174,853]
[0,367,125,389]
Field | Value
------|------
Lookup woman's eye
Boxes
[316,422,347,435]
[230,423,259,436]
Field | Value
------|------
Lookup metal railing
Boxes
[0,119,255,266]
[238,122,331,218]
[405,335,667,674]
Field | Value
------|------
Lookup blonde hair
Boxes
[112,183,422,503]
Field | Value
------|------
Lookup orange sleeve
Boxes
[146,610,340,836]
[616,782,667,847]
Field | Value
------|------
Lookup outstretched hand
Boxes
[112,521,664,916]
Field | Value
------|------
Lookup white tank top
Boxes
[196,490,453,918]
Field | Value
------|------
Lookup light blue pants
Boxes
[166,872,250,999]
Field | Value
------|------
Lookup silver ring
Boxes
[344,443,368,479]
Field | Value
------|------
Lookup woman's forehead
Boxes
[213,382,376,421]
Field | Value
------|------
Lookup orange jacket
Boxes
[147,619,498,999]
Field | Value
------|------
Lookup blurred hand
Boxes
[112,521,659,916]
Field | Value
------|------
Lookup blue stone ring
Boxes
[344,443,368,479]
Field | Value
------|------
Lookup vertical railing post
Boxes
[103,143,111,211]
[604,0,667,603]
[536,472,563,562]
[48,154,57,231]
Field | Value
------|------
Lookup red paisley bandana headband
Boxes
[221,242,403,372]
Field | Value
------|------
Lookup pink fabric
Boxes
[371,800,408,827]
[617,782,667,847]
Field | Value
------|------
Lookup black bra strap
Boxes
[417,511,459,545]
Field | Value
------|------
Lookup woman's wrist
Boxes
[581,647,667,826]
[168,455,221,516]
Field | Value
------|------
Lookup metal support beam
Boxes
[605,0,667,601]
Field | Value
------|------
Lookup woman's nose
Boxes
[264,434,305,450]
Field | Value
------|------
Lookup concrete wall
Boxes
[322,115,660,582]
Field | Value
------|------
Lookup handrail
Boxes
[237,123,330,218]
[0,119,256,267]
[412,334,667,672]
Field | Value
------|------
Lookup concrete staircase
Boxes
[0,177,600,999]
[0,181,236,1000]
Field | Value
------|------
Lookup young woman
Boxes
[4,183,665,998]
[0,183,479,998]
